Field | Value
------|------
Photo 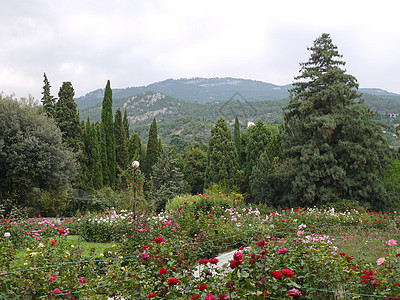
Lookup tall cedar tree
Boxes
[128,132,142,162]
[152,146,184,212]
[205,117,238,188]
[282,33,389,208]
[123,109,130,140]
[82,118,103,189]
[183,142,207,194]
[245,120,281,179]
[233,116,241,162]
[100,80,116,187]
[145,117,160,176]
[41,73,56,118]
[55,82,82,153]
[114,108,129,171]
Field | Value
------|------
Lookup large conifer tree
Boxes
[100,80,116,187]
[41,73,56,118]
[282,33,389,208]
[114,108,129,171]
[55,82,82,152]
[205,117,238,187]
[145,117,160,176]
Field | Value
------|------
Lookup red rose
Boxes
[154,236,166,243]
[167,277,179,286]
[208,258,219,265]
[159,268,168,275]
[51,240,56,246]
[229,260,242,269]
[282,268,294,278]
[199,258,209,264]
[271,270,283,280]
[148,292,156,299]
[197,283,207,291]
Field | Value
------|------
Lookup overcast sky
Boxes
[1,0,399,100]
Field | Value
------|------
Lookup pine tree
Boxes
[233,116,241,161]
[152,146,184,212]
[82,118,103,189]
[55,81,82,152]
[114,108,129,171]
[100,80,116,187]
[183,142,207,194]
[145,117,160,176]
[245,120,281,178]
[128,132,142,163]
[123,109,130,140]
[282,33,390,208]
[205,117,238,188]
[41,73,56,118]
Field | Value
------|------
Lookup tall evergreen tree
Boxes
[282,33,390,208]
[205,117,238,188]
[55,82,82,152]
[145,117,160,176]
[41,73,56,118]
[114,108,129,171]
[123,109,130,140]
[233,116,241,161]
[82,118,103,189]
[183,142,207,194]
[245,120,281,178]
[152,146,185,212]
[100,80,116,187]
[128,132,142,163]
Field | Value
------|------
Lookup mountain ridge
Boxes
[75,77,399,109]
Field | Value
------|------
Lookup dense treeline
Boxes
[1,33,400,216]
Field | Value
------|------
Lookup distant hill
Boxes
[76,77,293,108]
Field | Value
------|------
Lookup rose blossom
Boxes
[167,277,179,286]
[287,288,302,299]
[388,239,398,246]
[208,258,219,265]
[148,292,156,299]
[282,269,294,278]
[154,236,166,243]
[141,252,150,261]
[159,268,168,275]
[278,248,287,255]
[233,252,243,261]
[271,270,283,280]
[49,275,57,282]
[377,257,385,266]
[54,288,61,294]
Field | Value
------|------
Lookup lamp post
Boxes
[132,160,140,219]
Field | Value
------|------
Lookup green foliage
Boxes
[205,117,238,188]
[0,95,77,204]
[81,119,103,190]
[282,33,390,208]
[183,142,207,194]
[151,146,185,212]
[40,73,56,118]
[249,152,274,203]
[114,108,129,171]
[55,82,82,153]
[128,131,142,162]
[100,80,116,188]
[145,117,160,176]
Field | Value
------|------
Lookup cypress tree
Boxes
[205,117,238,188]
[41,73,56,118]
[100,80,116,188]
[233,116,241,161]
[82,118,103,189]
[128,132,142,162]
[123,109,130,140]
[145,117,160,176]
[282,33,390,208]
[55,81,82,152]
[114,108,129,171]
